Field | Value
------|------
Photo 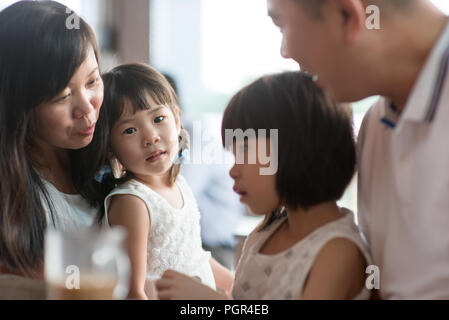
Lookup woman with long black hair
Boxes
[0,1,104,278]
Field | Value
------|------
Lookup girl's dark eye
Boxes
[124,128,136,134]
[154,116,164,123]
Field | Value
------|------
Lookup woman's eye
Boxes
[54,91,70,102]
[87,77,100,86]
[154,116,164,123]
[57,93,70,102]
[123,128,136,135]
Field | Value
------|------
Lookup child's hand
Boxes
[155,269,229,300]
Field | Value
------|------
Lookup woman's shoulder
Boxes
[38,175,97,229]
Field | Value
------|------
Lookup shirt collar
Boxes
[381,19,449,128]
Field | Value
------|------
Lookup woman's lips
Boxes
[77,125,95,136]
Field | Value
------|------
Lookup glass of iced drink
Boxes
[44,226,130,300]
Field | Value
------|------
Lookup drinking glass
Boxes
[45,226,130,300]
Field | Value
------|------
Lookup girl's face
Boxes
[229,137,280,215]
[33,46,103,150]
[109,95,181,181]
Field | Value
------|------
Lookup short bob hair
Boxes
[221,72,355,227]
[77,63,189,224]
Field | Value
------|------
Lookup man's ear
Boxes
[334,0,366,44]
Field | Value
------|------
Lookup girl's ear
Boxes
[173,106,181,131]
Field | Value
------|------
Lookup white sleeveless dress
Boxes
[104,175,216,289]
[232,208,373,299]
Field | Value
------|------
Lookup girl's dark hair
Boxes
[74,63,189,224]
[221,72,356,229]
[0,1,100,277]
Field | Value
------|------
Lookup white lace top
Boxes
[104,175,216,289]
[232,208,373,300]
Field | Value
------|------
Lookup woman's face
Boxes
[32,46,104,150]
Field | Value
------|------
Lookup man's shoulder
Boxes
[357,97,386,146]
[361,96,386,123]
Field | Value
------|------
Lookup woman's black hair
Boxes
[221,72,356,229]
[0,1,100,277]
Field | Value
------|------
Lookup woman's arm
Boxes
[108,194,150,300]
[301,238,367,300]
[209,257,234,298]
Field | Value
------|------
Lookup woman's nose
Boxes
[73,91,96,121]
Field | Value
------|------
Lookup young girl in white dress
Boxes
[155,72,373,300]
[89,63,233,299]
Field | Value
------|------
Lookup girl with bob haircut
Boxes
[156,71,373,300]
[80,63,234,299]
[0,1,103,278]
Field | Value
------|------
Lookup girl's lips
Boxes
[77,125,95,136]
[239,194,247,202]
[146,151,166,162]
[233,186,247,200]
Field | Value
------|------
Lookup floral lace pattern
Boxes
[105,175,215,289]
[232,209,372,299]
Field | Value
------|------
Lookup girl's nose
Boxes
[144,128,160,146]
[229,163,239,180]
